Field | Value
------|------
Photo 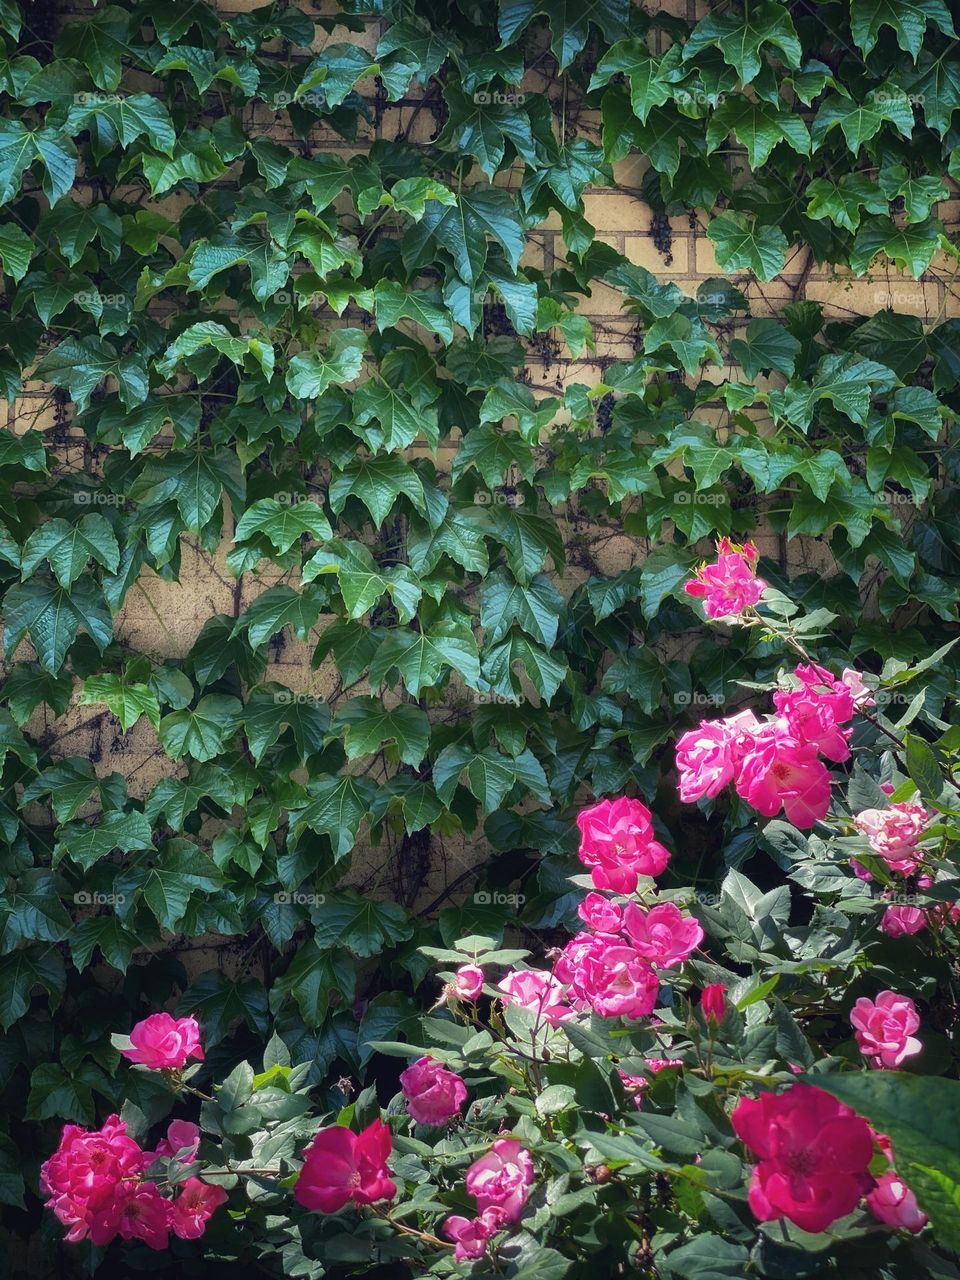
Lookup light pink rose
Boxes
[451,964,484,1001]
[675,710,762,803]
[880,904,927,937]
[152,1120,200,1163]
[121,1014,204,1071]
[854,803,928,870]
[465,1138,534,1222]
[850,991,922,1068]
[867,1172,927,1231]
[399,1056,468,1126]
[621,902,704,968]
[841,668,876,708]
[442,1207,506,1261]
[497,970,572,1025]
[735,721,832,828]
[684,539,767,618]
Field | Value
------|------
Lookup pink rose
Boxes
[622,902,704,968]
[570,943,659,1020]
[40,1114,147,1244]
[442,1207,506,1261]
[451,964,484,1001]
[867,1172,927,1232]
[684,539,767,618]
[675,710,761,803]
[700,983,727,1023]
[880,904,927,937]
[735,722,832,828]
[576,796,670,893]
[841,668,875,708]
[732,1083,874,1233]
[497,969,572,1025]
[465,1138,534,1222]
[578,891,623,933]
[122,1014,204,1071]
[773,679,852,764]
[152,1120,200,1164]
[169,1177,229,1240]
[850,991,922,1069]
[114,1182,170,1250]
[854,803,928,870]
[399,1056,468,1126]
[294,1119,396,1214]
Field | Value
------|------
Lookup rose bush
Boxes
[31,552,960,1277]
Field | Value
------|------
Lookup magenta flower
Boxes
[867,1171,927,1232]
[294,1120,396,1214]
[576,796,670,893]
[121,1014,204,1071]
[570,943,660,1020]
[850,991,922,1069]
[169,1177,229,1240]
[854,803,929,871]
[880,904,927,937]
[399,1056,468,1126]
[442,1206,506,1260]
[497,969,572,1025]
[700,983,727,1023]
[465,1138,534,1222]
[622,902,704,968]
[732,1083,874,1233]
[114,1182,170,1250]
[675,710,761,803]
[578,891,623,933]
[684,539,767,619]
[735,722,832,827]
[451,964,484,1000]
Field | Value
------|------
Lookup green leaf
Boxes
[369,621,481,696]
[335,696,431,766]
[497,0,629,71]
[805,174,888,233]
[20,515,120,588]
[0,222,33,281]
[241,683,330,764]
[850,216,942,278]
[706,212,787,281]
[849,0,954,58]
[433,743,550,810]
[2,578,113,673]
[292,774,380,859]
[329,455,427,528]
[414,188,524,284]
[813,86,915,152]
[728,318,801,379]
[34,336,147,412]
[706,97,810,168]
[309,892,413,955]
[0,119,77,206]
[234,498,332,553]
[158,695,242,762]
[589,42,680,123]
[814,1073,960,1248]
[285,328,367,398]
[54,811,154,871]
[683,2,801,81]
[78,671,161,732]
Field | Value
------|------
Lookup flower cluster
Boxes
[444,1139,534,1261]
[39,1115,226,1250]
[494,799,703,1024]
[684,539,767,619]
[676,663,866,827]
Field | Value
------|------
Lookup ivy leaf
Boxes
[706,212,787,281]
[234,498,332,553]
[178,972,269,1046]
[133,841,225,932]
[34,337,148,412]
[497,0,629,71]
[57,6,133,90]
[706,96,809,168]
[728,318,801,379]
[479,571,564,648]
[0,663,73,725]
[291,774,380,859]
[304,539,422,623]
[368,621,481,696]
[414,188,524,284]
[849,0,954,59]
[70,916,140,974]
[850,216,942,277]
[453,424,536,487]
[487,505,565,583]
[158,695,242,763]
[234,585,326,650]
[589,42,680,124]
[2,578,113,673]
[54,812,154,871]
[310,892,413,956]
[241,683,330,764]
[902,49,960,134]
[20,515,120,588]
[128,448,245,534]
[805,174,887,232]
[269,942,357,1026]
[66,92,176,154]
[335,696,431,766]
[772,353,899,429]
[812,86,915,152]
[285,328,366,398]
[0,222,33,281]
[0,948,64,1029]
[0,869,69,953]
[78,671,161,732]
[0,119,77,205]
[683,2,801,82]
[433,743,550,810]
[158,321,275,381]
[328,455,427,528]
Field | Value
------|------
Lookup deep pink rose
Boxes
[114,1182,170,1250]
[850,991,922,1069]
[152,1120,200,1164]
[675,710,761,803]
[294,1119,396,1214]
[880,904,927,937]
[576,796,670,893]
[570,943,659,1019]
[400,1056,468,1126]
[497,969,572,1025]
[732,1083,874,1233]
[867,1171,927,1232]
[39,1114,147,1243]
[452,964,484,1000]
[773,672,852,764]
[578,891,623,933]
[735,722,832,827]
[684,539,767,618]
[442,1207,506,1261]
[465,1138,534,1222]
[169,1177,229,1240]
[122,1014,204,1070]
[700,983,727,1023]
[622,902,704,968]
